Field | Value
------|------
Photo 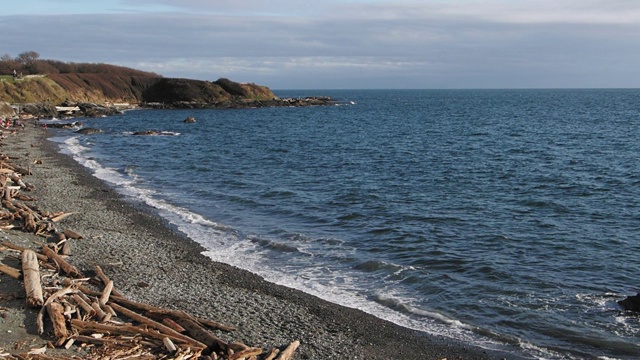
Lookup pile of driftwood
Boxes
[0,152,299,359]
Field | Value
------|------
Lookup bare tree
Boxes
[17,51,41,74]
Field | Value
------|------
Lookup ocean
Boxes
[49,89,640,359]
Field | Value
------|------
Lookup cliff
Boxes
[0,74,277,105]
[0,55,334,118]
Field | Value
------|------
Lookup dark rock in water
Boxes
[132,130,176,136]
[183,116,196,123]
[133,130,161,136]
[47,121,83,129]
[618,293,640,312]
[75,128,103,135]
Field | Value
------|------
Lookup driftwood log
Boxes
[46,301,68,346]
[41,244,82,277]
[0,261,21,279]
[21,249,43,307]
[0,241,302,359]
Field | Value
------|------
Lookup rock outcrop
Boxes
[0,102,15,118]
[618,293,640,312]
[0,61,335,117]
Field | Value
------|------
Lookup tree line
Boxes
[0,51,160,78]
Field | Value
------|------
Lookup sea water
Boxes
[50,89,640,359]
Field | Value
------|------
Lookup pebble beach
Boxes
[0,121,516,359]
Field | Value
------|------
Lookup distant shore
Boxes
[0,121,522,359]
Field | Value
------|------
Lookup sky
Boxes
[1,0,639,89]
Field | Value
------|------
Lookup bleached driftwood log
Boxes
[22,249,43,307]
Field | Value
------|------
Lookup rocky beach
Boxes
[0,120,518,359]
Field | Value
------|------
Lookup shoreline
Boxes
[1,122,523,359]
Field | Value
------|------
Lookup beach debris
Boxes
[0,262,20,279]
[0,241,302,359]
[21,250,43,307]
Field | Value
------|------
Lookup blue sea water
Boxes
[50,89,640,359]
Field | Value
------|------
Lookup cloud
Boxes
[1,0,639,88]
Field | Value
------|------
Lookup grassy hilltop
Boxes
[0,51,276,105]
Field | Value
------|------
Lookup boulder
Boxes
[77,103,120,117]
[47,121,83,129]
[618,293,640,312]
[132,130,176,136]
[0,102,15,118]
[20,103,58,118]
[133,130,160,136]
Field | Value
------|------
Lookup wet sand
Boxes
[0,122,521,359]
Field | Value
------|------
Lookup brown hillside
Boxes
[0,74,277,106]
[48,73,161,103]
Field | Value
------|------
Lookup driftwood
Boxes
[163,337,177,353]
[71,319,206,352]
[72,293,94,317]
[99,279,114,305]
[60,240,71,255]
[264,348,280,360]
[276,340,300,360]
[50,212,75,223]
[95,265,124,297]
[109,302,208,349]
[229,347,263,360]
[37,286,77,335]
[62,228,83,239]
[94,293,236,333]
[0,146,302,360]
[22,249,44,307]
[162,317,186,332]
[46,301,68,345]
[2,241,47,261]
[0,261,21,279]
[173,316,229,354]
[41,244,82,277]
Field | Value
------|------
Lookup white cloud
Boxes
[1,1,639,88]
